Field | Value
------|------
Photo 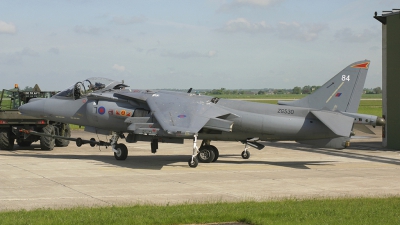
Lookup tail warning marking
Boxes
[351,62,370,69]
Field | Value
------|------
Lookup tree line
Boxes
[206,86,382,95]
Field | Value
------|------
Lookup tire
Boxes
[114,143,128,160]
[241,150,250,159]
[209,145,219,162]
[188,156,198,168]
[17,141,32,147]
[198,146,215,163]
[0,128,14,150]
[40,125,55,151]
[55,124,71,147]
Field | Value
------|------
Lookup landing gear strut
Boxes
[188,134,199,168]
[110,132,128,160]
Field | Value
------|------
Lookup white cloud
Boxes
[218,0,282,11]
[334,28,378,43]
[276,22,327,42]
[236,0,281,6]
[112,16,146,25]
[74,25,102,35]
[112,64,126,72]
[161,50,218,59]
[0,21,16,34]
[218,18,271,33]
[218,18,326,41]
[0,47,39,64]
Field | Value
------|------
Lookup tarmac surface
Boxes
[1,126,400,211]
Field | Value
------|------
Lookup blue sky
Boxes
[0,0,396,91]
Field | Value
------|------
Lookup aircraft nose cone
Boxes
[19,99,45,118]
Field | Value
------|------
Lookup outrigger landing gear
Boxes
[188,134,199,168]
[240,138,264,159]
[241,143,251,159]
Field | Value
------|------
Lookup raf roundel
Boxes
[98,106,106,115]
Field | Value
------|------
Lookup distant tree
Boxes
[364,88,378,94]
[292,86,301,94]
[274,89,285,94]
[258,90,265,95]
[373,87,382,94]
[310,85,320,93]
[302,85,311,94]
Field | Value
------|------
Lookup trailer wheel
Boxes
[40,125,55,151]
[55,124,71,147]
[0,128,14,150]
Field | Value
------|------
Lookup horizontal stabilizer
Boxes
[311,110,353,137]
[353,124,375,135]
[351,136,375,139]
[297,137,350,149]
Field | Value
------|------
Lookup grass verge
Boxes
[1,197,399,225]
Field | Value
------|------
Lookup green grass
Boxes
[69,124,84,130]
[358,100,383,117]
[1,198,399,225]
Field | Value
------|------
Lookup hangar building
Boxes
[374,9,400,149]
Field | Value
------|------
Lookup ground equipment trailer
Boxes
[0,85,71,150]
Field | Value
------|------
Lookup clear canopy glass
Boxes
[55,77,128,98]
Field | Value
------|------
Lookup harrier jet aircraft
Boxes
[19,60,384,168]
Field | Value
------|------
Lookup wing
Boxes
[117,91,238,137]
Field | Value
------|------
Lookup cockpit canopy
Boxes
[55,77,129,98]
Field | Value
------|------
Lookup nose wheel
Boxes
[114,143,128,160]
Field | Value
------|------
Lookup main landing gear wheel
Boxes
[114,143,128,160]
[209,145,219,162]
[188,156,199,168]
[198,146,215,163]
[241,150,250,159]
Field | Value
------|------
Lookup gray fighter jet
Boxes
[19,60,384,168]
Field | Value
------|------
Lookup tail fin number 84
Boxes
[342,75,350,81]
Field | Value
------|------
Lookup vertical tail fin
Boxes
[278,60,370,113]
